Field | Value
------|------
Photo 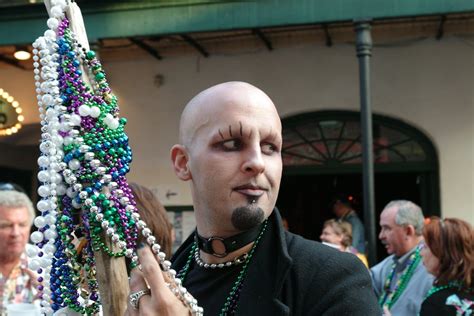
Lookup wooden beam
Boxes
[129,38,163,60]
[252,28,273,51]
[181,34,209,57]
[322,24,333,47]
[436,15,447,40]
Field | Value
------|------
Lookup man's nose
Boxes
[378,230,384,240]
[11,224,21,236]
[241,146,265,174]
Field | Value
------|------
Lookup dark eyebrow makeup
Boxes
[216,121,279,141]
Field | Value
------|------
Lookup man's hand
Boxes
[124,245,190,316]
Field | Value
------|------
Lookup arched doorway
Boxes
[276,110,440,261]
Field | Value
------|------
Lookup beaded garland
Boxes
[178,220,268,315]
[424,281,461,301]
[379,247,422,310]
[28,1,202,315]
[194,245,248,269]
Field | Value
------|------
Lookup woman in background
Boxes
[320,219,368,267]
[419,217,473,316]
[129,183,174,258]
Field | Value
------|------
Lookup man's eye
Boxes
[221,139,241,151]
[262,143,278,155]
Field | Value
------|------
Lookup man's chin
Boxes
[231,205,265,231]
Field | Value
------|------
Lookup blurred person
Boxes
[129,183,174,258]
[418,217,473,316]
[371,200,434,315]
[125,82,380,315]
[331,194,365,253]
[320,219,368,267]
[0,183,37,315]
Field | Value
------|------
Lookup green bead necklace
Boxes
[178,220,268,315]
[424,281,461,300]
[379,247,422,310]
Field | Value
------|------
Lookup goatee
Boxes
[231,205,265,231]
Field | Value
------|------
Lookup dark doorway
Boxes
[0,166,34,197]
[279,110,441,264]
[276,172,424,262]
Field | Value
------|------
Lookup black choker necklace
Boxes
[195,222,264,258]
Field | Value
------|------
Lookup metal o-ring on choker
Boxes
[195,222,264,257]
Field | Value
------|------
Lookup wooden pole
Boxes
[43,1,130,315]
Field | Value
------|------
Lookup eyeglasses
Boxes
[0,182,26,193]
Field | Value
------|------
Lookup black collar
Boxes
[195,222,264,258]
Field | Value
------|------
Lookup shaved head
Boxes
[179,81,280,148]
[171,81,282,236]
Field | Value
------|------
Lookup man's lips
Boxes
[7,241,23,247]
[233,185,267,196]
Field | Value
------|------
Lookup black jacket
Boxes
[420,287,474,316]
[172,210,381,315]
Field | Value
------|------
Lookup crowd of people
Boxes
[1,82,473,316]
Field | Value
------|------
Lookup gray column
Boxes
[355,21,377,266]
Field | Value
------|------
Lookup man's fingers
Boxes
[136,245,169,294]
[129,267,148,292]
[127,268,149,315]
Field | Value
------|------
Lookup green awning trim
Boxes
[1,0,473,45]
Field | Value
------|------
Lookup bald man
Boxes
[126,82,380,315]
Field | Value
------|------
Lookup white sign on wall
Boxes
[167,210,196,253]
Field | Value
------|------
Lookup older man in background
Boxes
[371,200,434,316]
[0,183,37,315]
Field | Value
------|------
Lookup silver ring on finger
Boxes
[129,288,151,310]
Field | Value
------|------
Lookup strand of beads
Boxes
[424,281,461,300]
[30,19,65,314]
[194,245,248,269]
[29,1,203,315]
[178,220,268,316]
[379,247,422,310]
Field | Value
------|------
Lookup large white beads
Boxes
[44,29,57,41]
[37,200,50,212]
[89,106,101,118]
[78,105,91,116]
[46,18,59,30]
[28,259,41,271]
[37,185,50,198]
[34,216,47,229]
[68,159,81,170]
[37,170,51,182]
[49,6,64,19]
[30,231,44,243]
[25,245,39,258]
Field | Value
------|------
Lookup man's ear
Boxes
[171,144,192,181]
[405,224,416,237]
